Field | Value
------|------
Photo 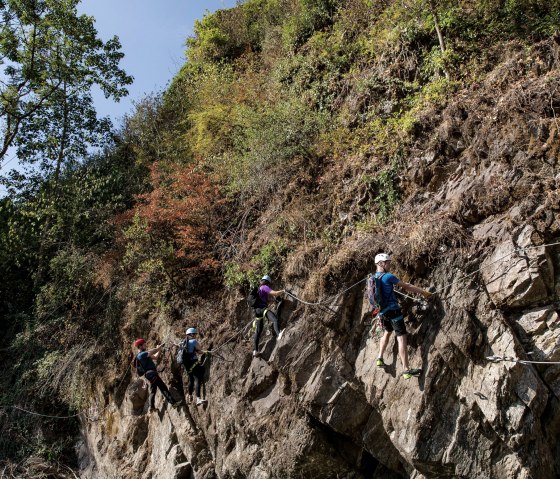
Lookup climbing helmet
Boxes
[374,253,391,264]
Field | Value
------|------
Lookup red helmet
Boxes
[134,338,146,348]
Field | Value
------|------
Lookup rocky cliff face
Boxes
[78,40,560,479]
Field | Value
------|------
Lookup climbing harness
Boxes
[252,308,269,330]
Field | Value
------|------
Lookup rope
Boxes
[0,405,85,420]
[486,355,560,365]
[211,317,254,354]
[394,289,425,303]
[285,276,369,307]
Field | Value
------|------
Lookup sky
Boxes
[78,0,239,125]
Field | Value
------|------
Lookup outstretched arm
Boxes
[147,344,163,359]
[397,282,432,298]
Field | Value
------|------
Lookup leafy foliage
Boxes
[0,0,132,160]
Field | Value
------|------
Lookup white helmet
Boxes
[261,275,272,283]
[186,327,197,335]
[375,253,391,264]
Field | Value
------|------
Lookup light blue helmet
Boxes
[186,327,197,335]
[261,275,272,283]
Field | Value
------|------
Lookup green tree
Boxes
[0,0,132,160]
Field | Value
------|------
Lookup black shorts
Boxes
[380,309,407,336]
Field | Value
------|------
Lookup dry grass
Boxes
[283,241,324,283]
[0,458,78,479]
[391,212,470,268]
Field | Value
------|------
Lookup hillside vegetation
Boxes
[1,0,559,476]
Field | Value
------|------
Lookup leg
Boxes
[378,330,392,360]
[396,334,410,370]
[377,316,394,362]
[149,381,157,409]
[253,317,263,352]
[265,309,280,337]
[194,365,207,405]
[392,318,419,377]
[187,372,195,396]
[155,376,175,404]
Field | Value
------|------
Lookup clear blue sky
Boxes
[78,0,239,124]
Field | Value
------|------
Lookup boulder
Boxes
[481,225,554,308]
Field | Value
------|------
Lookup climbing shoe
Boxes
[252,350,260,357]
[402,368,421,379]
[376,358,385,367]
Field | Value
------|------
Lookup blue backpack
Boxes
[366,273,386,314]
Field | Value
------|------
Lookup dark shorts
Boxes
[380,309,407,336]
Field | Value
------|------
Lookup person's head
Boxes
[375,253,392,272]
[134,338,146,351]
[260,274,272,285]
[186,327,197,338]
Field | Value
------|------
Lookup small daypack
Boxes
[176,340,197,365]
[134,355,146,377]
[366,273,386,314]
[247,285,259,308]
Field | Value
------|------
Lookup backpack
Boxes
[134,355,146,377]
[247,285,259,308]
[366,273,386,314]
[176,340,197,365]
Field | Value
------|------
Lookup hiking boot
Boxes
[376,358,385,367]
[402,368,421,379]
[196,397,207,406]
[252,350,260,357]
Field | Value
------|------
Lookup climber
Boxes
[372,253,433,379]
[134,339,181,411]
[252,275,285,357]
[177,327,207,406]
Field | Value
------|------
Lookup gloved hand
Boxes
[422,290,433,300]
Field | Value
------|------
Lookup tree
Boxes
[0,0,132,161]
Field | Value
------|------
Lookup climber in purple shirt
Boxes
[253,275,285,357]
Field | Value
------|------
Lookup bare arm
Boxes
[269,289,285,298]
[397,282,431,297]
[147,345,163,359]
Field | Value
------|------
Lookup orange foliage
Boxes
[134,162,223,274]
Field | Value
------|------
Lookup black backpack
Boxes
[176,340,197,365]
[134,354,146,377]
[247,285,259,308]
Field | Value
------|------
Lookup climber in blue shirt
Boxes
[373,253,432,379]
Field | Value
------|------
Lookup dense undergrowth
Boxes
[1,0,559,472]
